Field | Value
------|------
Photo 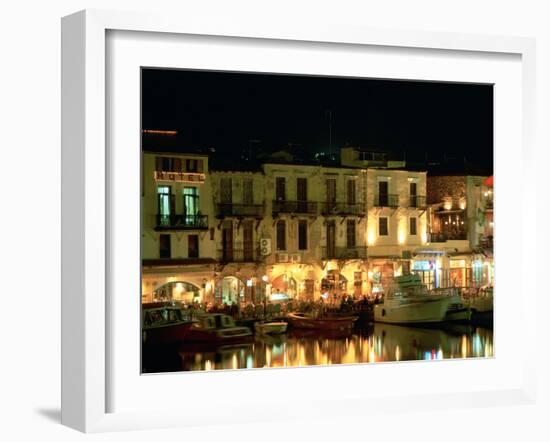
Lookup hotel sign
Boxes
[154,171,206,183]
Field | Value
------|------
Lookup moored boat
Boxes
[142,302,196,344]
[445,302,472,322]
[373,274,461,324]
[467,287,493,322]
[286,312,357,331]
[254,321,288,335]
[185,313,253,343]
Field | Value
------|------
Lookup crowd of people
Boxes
[163,292,381,320]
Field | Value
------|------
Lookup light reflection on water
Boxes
[142,323,493,373]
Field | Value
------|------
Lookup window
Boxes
[183,187,199,219]
[186,159,198,173]
[159,234,171,258]
[379,217,389,236]
[326,178,336,203]
[298,220,308,250]
[243,178,253,205]
[276,220,286,251]
[220,178,232,204]
[410,217,417,236]
[410,182,417,207]
[346,219,356,247]
[346,179,356,205]
[275,177,286,201]
[157,186,171,226]
[378,181,389,206]
[188,235,199,258]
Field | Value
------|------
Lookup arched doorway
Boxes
[321,270,348,301]
[271,275,297,301]
[215,276,245,305]
[152,281,201,303]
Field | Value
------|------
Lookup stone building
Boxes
[140,147,492,304]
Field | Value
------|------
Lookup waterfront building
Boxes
[418,173,494,289]
[341,147,428,294]
[141,147,492,304]
[141,151,217,303]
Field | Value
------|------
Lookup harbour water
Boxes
[142,322,493,373]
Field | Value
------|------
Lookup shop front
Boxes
[270,274,297,302]
[320,270,348,302]
[215,276,246,305]
[369,260,396,294]
[151,280,201,303]
[411,252,446,290]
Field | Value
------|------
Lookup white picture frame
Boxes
[61,9,537,433]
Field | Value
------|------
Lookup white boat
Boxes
[374,274,461,324]
[254,321,288,335]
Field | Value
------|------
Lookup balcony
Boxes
[408,195,427,209]
[217,242,261,263]
[321,246,368,260]
[155,214,208,231]
[428,232,467,242]
[320,202,366,217]
[373,194,399,208]
[216,203,264,218]
[272,200,318,215]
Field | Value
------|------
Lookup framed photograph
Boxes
[61,9,537,432]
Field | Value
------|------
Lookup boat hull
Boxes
[255,322,288,335]
[286,313,357,330]
[185,327,253,344]
[142,322,194,345]
[374,297,452,324]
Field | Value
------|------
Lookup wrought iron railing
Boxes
[216,203,264,218]
[408,195,427,208]
[216,242,261,263]
[272,200,318,215]
[373,194,399,208]
[428,232,467,242]
[156,214,208,230]
[320,202,366,216]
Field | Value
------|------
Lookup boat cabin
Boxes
[194,314,237,330]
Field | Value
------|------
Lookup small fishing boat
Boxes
[185,313,253,343]
[142,302,196,344]
[254,321,288,335]
[286,312,357,331]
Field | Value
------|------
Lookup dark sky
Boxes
[141,68,493,171]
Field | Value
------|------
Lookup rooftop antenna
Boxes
[325,110,333,156]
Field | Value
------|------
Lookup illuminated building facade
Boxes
[419,174,495,289]
[141,148,492,303]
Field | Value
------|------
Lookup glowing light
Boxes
[262,275,269,283]
[142,129,177,135]
[398,229,406,245]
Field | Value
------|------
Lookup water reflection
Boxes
[142,323,493,373]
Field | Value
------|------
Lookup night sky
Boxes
[141,69,493,172]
